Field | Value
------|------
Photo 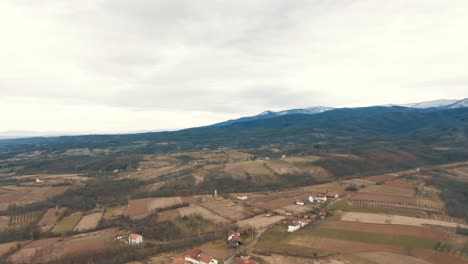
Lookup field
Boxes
[37,208,67,232]
[73,212,103,232]
[197,197,248,220]
[9,211,43,229]
[348,192,445,212]
[222,161,273,182]
[0,185,71,210]
[178,204,229,224]
[0,216,10,232]
[125,197,184,219]
[103,205,126,219]
[9,237,62,263]
[341,212,468,229]
[330,200,427,218]
[0,241,23,257]
[52,212,83,234]
[356,251,431,264]
[237,214,284,229]
[320,221,448,240]
[359,184,414,197]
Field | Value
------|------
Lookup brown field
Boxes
[385,179,416,190]
[0,241,29,257]
[62,228,116,257]
[222,161,274,182]
[197,197,247,220]
[280,204,315,214]
[125,197,184,219]
[37,208,67,232]
[320,221,449,240]
[264,160,300,175]
[238,214,284,229]
[226,150,252,162]
[9,237,62,263]
[349,192,445,211]
[9,228,117,263]
[287,236,467,264]
[0,185,71,210]
[357,251,430,264]
[200,241,234,261]
[156,208,181,222]
[255,254,348,264]
[0,216,10,232]
[283,155,321,164]
[73,212,103,232]
[362,174,399,183]
[359,184,414,197]
[341,212,468,229]
[178,204,229,224]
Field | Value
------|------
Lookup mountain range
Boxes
[211,98,468,127]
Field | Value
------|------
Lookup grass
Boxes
[330,200,426,218]
[306,228,436,249]
[52,212,82,234]
[359,185,414,197]
[104,205,126,219]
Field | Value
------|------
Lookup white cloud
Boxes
[0,0,467,133]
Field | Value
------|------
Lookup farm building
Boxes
[295,200,305,206]
[184,248,218,264]
[236,195,248,200]
[326,192,339,198]
[287,223,301,232]
[128,233,143,245]
[226,231,244,248]
[309,194,327,203]
[234,256,258,264]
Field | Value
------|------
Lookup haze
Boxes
[1,0,467,134]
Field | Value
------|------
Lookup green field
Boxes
[307,228,436,249]
[52,212,82,234]
[330,200,426,218]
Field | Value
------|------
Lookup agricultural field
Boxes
[125,197,184,219]
[196,197,248,220]
[341,212,468,229]
[9,211,43,229]
[178,204,229,224]
[0,185,72,210]
[330,200,427,218]
[238,214,284,229]
[37,208,67,232]
[52,212,83,234]
[73,212,103,232]
[0,216,10,232]
[348,192,445,212]
[103,205,126,219]
[0,241,24,257]
[222,161,273,182]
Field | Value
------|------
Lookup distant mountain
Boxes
[444,98,468,109]
[399,99,460,108]
[211,106,334,127]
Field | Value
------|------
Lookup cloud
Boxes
[0,0,467,133]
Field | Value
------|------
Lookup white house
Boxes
[128,233,143,245]
[309,194,327,203]
[325,192,339,198]
[295,201,305,206]
[35,178,45,183]
[184,249,217,264]
[287,223,301,232]
[236,195,248,201]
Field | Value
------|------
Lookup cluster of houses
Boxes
[167,249,218,264]
[285,209,328,233]
[295,192,339,206]
[225,229,246,248]
[114,231,143,246]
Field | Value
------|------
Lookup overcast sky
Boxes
[1,0,467,135]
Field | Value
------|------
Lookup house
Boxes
[299,219,311,227]
[287,223,301,232]
[325,192,339,198]
[184,249,217,264]
[295,200,305,206]
[114,230,125,241]
[128,233,143,245]
[237,195,248,201]
[200,255,217,264]
[319,209,327,218]
[281,154,286,159]
[35,178,45,183]
[226,231,244,248]
[309,194,327,203]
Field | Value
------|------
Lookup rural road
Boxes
[224,228,268,264]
